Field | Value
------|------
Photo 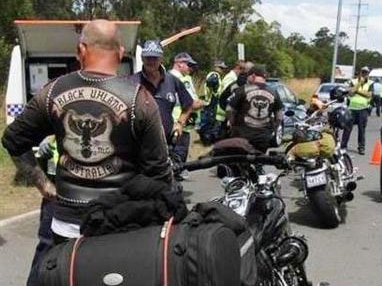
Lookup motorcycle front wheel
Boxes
[308,186,341,228]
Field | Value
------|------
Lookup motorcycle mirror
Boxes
[285,110,295,117]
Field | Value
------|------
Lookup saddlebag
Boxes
[39,202,256,286]
[287,131,335,159]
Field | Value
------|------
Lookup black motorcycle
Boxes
[174,138,311,286]
[285,87,362,228]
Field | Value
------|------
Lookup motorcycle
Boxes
[174,138,311,286]
[285,89,362,228]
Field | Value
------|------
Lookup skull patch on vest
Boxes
[244,87,274,128]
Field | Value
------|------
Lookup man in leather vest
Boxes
[2,20,173,242]
[226,65,283,153]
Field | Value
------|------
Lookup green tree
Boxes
[33,0,75,19]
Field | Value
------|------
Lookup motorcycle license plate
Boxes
[306,172,327,188]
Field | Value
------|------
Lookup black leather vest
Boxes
[47,71,139,205]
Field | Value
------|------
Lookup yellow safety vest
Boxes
[170,69,198,132]
[349,78,373,110]
[217,70,238,122]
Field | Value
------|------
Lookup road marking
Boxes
[0,209,40,227]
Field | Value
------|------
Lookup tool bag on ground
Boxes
[39,202,256,286]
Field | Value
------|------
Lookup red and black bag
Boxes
[39,202,256,286]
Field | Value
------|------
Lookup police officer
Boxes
[132,40,194,143]
[2,20,176,243]
[198,60,228,144]
[170,53,204,179]
[226,65,283,153]
[341,66,374,155]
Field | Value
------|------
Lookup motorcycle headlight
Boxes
[228,198,243,210]
[225,178,248,194]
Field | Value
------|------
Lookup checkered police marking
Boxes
[7,104,24,117]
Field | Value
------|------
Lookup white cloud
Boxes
[254,1,382,52]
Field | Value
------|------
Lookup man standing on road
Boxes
[170,52,204,178]
[2,20,179,244]
[132,40,194,143]
[226,65,283,153]
[198,60,229,143]
[341,66,374,155]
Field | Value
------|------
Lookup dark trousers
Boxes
[26,199,54,286]
[173,131,191,163]
[370,95,381,116]
[341,108,369,150]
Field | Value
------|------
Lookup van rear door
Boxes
[5,20,140,124]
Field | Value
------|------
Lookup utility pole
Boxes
[331,0,343,83]
[352,0,367,76]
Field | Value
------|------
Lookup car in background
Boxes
[266,80,307,146]
[314,82,347,103]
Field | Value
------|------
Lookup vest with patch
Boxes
[47,71,139,207]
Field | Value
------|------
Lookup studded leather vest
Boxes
[47,71,139,205]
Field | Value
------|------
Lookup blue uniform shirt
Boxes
[132,66,193,140]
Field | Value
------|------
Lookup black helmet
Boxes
[330,85,349,102]
[328,106,352,129]
[206,73,220,92]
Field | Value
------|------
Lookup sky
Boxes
[254,0,382,53]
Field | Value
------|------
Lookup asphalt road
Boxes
[1,116,381,286]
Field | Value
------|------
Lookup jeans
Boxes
[26,198,54,286]
[341,108,369,150]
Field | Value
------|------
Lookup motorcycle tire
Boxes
[308,187,341,228]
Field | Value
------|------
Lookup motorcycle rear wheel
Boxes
[308,187,340,228]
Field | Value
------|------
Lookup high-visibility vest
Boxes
[204,71,223,123]
[47,139,58,176]
[204,71,222,103]
[170,69,198,132]
[217,70,238,122]
[349,78,373,110]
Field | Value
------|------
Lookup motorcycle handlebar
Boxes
[173,154,289,173]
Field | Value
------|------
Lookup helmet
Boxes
[206,73,220,92]
[330,85,349,102]
[328,106,352,129]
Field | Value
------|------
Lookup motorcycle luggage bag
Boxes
[39,211,245,286]
[287,131,335,159]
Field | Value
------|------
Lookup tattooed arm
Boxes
[11,151,56,199]
[2,84,56,199]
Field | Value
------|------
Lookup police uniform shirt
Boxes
[133,66,193,140]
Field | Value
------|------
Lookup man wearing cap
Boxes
[198,60,228,144]
[226,65,283,153]
[132,40,194,143]
[341,66,374,155]
[170,53,204,173]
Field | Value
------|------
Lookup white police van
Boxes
[4,20,201,125]
[5,20,142,125]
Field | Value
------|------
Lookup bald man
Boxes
[2,19,174,242]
